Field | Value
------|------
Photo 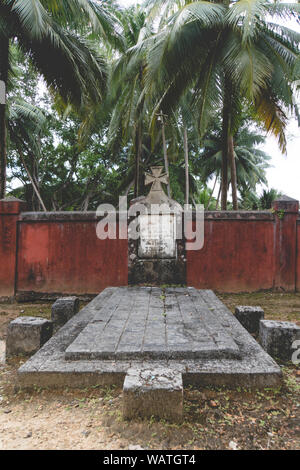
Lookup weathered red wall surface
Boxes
[296,221,300,292]
[16,216,128,297]
[0,199,26,300]
[186,216,276,292]
[0,197,299,299]
[0,215,18,299]
[186,198,299,293]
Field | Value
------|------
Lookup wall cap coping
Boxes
[0,196,25,202]
[20,211,125,222]
[272,195,299,213]
[17,209,277,222]
[273,195,299,202]
[0,197,27,214]
[202,210,274,220]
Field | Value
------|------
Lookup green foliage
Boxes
[240,188,283,210]
[3,1,299,209]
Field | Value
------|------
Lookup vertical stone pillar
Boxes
[0,197,26,301]
[272,196,299,291]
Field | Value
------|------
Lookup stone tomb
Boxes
[18,287,281,388]
[17,287,283,420]
[65,287,240,361]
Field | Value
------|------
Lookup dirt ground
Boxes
[0,292,299,450]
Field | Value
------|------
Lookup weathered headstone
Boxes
[6,316,53,359]
[51,296,79,331]
[259,320,300,361]
[128,166,185,284]
[235,306,264,335]
[123,368,183,422]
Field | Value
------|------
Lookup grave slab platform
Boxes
[17,287,282,390]
[65,286,240,361]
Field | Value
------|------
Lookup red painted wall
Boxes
[0,199,26,299]
[296,222,300,292]
[0,197,299,299]
[16,219,128,296]
[186,218,275,292]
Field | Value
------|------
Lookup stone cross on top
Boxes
[145,166,169,194]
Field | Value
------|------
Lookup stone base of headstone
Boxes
[259,320,300,361]
[128,258,186,285]
[123,368,183,422]
[6,317,53,359]
[235,306,264,334]
[51,296,79,332]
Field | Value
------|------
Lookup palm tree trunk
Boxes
[0,37,9,199]
[221,105,229,210]
[134,67,145,199]
[216,183,221,210]
[183,126,189,205]
[160,111,171,198]
[228,134,238,210]
[206,174,218,210]
[134,121,142,198]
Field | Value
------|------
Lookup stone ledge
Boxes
[15,291,96,303]
[190,211,274,221]
[18,210,277,222]
[19,211,125,222]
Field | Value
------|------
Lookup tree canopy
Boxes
[1,0,299,210]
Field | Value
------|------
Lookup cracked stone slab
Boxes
[123,367,183,422]
[17,287,282,390]
[65,286,240,361]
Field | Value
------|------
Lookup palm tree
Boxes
[260,188,283,210]
[240,188,282,210]
[107,5,154,198]
[0,0,118,198]
[197,118,272,199]
[144,0,299,209]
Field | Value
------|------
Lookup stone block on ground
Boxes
[123,368,183,422]
[235,306,264,334]
[51,296,79,331]
[6,317,53,359]
[259,320,300,361]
